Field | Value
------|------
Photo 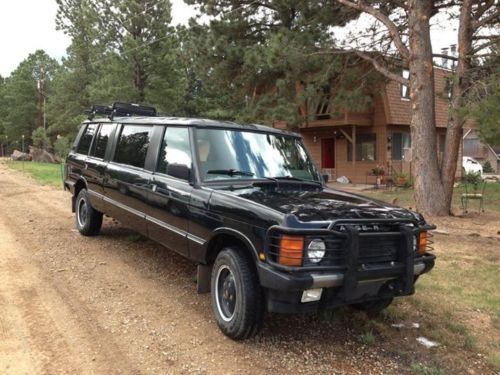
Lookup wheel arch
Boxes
[205,228,259,264]
[72,178,88,212]
[196,228,260,294]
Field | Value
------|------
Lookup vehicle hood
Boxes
[220,185,419,223]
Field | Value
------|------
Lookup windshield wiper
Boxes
[207,169,255,177]
[263,176,323,186]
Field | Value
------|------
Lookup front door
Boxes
[147,126,193,257]
[321,138,335,168]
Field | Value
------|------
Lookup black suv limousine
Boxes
[65,102,436,340]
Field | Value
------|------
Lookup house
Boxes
[463,129,500,174]
[275,67,463,184]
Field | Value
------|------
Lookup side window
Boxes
[157,127,192,180]
[114,125,153,168]
[90,124,114,159]
[77,124,98,155]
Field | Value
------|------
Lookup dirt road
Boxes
[0,162,495,375]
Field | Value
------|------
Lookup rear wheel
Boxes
[211,247,264,340]
[75,189,103,236]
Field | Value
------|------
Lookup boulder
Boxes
[11,149,32,161]
[29,146,61,163]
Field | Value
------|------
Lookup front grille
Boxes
[358,234,402,264]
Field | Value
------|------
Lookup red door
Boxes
[321,138,335,168]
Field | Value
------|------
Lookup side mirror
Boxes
[167,163,191,181]
[322,174,329,183]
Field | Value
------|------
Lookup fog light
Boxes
[301,288,323,303]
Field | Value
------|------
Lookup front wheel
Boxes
[75,189,103,236]
[352,297,393,316]
[211,248,264,340]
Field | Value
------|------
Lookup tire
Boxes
[352,298,393,317]
[75,189,103,236]
[211,247,264,340]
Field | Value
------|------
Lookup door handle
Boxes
[151,183,157,192]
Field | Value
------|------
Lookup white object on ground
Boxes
[336,176,350,184]
[416,337,439,348]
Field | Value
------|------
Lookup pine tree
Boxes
[183,0,364,124]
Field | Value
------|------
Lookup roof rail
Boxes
[86,102,157,120]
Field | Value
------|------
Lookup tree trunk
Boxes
[440,0,473,211]
[407,0,448,216]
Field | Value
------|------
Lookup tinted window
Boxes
[77,124,98,155]
[114,125,153,168]
[91,124,114,159]
[157,127,192,179]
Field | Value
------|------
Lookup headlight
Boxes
[307,239,326,263]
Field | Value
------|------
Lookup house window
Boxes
[347,133,376,161]
[445,78,453,100]
[463,138,480,156]
[392,132,411,160]
[400,69,410,99]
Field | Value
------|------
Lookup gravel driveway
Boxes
[0,162,491,375]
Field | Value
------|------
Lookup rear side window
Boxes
[114,125,153,168]
[91,124,114,159]
[157,127,192,179]
[77,124,98,155]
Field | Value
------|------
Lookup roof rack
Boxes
[86,102,157,120]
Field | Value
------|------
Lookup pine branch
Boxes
[335,0,410,60]
[472,8,500,30]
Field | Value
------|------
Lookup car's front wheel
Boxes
[211,247,264,340]
[75,189,103,236]
[352,297,393,316]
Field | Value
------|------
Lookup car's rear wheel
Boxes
[211,247,264,340]
[75,189,103,236]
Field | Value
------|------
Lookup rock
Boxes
[11,149,32,161]
[29,146,61,163]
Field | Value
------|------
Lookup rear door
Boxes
[103,124,154,235]
[85,123,117,212]
[147,126,193,257]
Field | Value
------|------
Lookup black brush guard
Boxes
[262,216,436,301]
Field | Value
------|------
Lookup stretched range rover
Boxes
[65,102,436,340]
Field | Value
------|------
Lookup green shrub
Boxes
[54,136,71,158]
[482,160,494,173]
[32,128,51,150]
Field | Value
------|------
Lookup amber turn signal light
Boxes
[279,235,304,266]
[418,231,428,256]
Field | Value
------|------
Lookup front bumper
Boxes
[259,216,436,313]
[257,254,435,313]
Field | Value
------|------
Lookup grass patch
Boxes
[5,160,63,188]
[359,330,375,346]
[410,362,443,375]
[361,181,500,213]
[488,354,500,371]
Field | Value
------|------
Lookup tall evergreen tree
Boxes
[0,50,59,146]
[184,0,364,125]
[49,0,103,138]
[92,0,186,112]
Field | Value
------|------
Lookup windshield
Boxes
[195,128,321,182]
